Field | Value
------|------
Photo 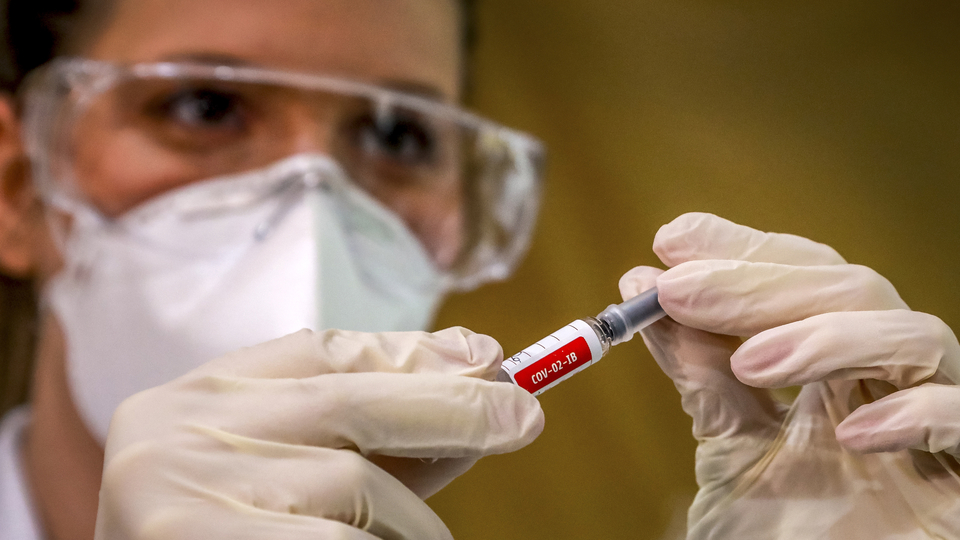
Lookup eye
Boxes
[356,112,438,165]
[152,87,247,131]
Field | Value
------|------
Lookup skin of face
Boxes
[0,1,462,539]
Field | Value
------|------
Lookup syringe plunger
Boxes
[596,287,665,346]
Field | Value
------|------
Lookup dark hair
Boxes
[0,0,479,92]
[0,0,479,418]
[1,0,80,92]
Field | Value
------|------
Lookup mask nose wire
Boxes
[253,168,325,241]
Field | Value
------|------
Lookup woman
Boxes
[0,0,547,538]
[2,0,960,539]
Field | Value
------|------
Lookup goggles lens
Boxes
[23,58,544,290]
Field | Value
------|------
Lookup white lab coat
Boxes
[0,408,43,540]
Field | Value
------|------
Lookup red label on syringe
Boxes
[514,336,592,392]
[501,319,604,395]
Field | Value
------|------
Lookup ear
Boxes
[0,93,47,278]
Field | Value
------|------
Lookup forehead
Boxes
[83,0,462,100]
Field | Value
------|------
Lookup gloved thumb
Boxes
[620,266,785,443]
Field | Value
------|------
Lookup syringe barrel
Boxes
[597,287,665,346]
[497,288,666,396]
[496,319,605,396]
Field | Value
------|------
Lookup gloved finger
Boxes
[192,326,504,381]
[230,445,453,538]
[835,384,960,456]
[102,436,454,539]
[732,310,960,389]
[118,372,544,459]
[657,259,909,336]
[654,212,847,267]
[368,455,477,499]
[221,442,455,538]
[104,510,385,540]
[621,266,785,442]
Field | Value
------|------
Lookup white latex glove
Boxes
[621,213,960,539]
[95,327,544,540]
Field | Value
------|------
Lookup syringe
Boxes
[497,288,666,396]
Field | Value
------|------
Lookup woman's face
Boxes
[61,0,463,262]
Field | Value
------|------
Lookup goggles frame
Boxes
[20,57,546,291]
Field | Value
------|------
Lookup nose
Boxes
[281,99,340,157]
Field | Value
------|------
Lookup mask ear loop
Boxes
[40,189,113,258]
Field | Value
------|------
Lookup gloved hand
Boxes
[621,213,960,539]
[94,327,544,540]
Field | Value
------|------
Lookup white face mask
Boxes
[44,155,447,442]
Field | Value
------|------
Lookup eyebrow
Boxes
[158,53,450,101]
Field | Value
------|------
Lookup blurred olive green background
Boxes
[429,1,960,538]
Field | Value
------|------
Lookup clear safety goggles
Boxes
[20,57,544,290]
